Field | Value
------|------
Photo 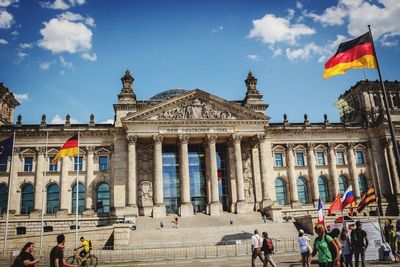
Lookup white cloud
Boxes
[285,42,324,61]
[38,17,92,53]
[17,51,28,60]
[211,26,223,33]
[296,1,303,10]
[50,114,79,124]
[306,5,347,27]
[59,55,73,68]
[272,48,283,57]
[248,14,315,46]
[58,11,83,22]
[19,42,33,49]
[0,10,13,29]
[40,61,52,70]
[41,0,85,10]
[246,54,260,61]
[0,38,7,45]
[81,52,97,61]
[85,17,95,27]
[99,119,114,124]
[10,30,18,36]
[14,93,28,103]
[0,0,18,8]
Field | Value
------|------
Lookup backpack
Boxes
[324,235,337,260]
[88,240,93,250]
[265,238,273,250]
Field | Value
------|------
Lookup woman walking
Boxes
[312,224,339,267]
[339,228,353,267]
[298,229,311,267]
[12,242,41,267]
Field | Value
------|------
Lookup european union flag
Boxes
[0,136,14,161]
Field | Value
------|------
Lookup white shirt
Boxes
[251,234,263,249]
[396,231,400,242]
[298,235,310,253]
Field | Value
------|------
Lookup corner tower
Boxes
[114,70,137,127]
[242,71,268,114]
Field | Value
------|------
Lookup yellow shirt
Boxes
[82,240,90,252]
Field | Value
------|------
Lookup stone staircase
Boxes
[128,212,299,247]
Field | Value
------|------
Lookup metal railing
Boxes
[0,237,301,265]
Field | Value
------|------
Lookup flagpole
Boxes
[3,130,16,256]
[368,25,400,195]
[39,131,49,257]
[75,131,80,249]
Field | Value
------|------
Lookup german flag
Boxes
[323,32,377,79]
[357,186,377,213]
[52,134,78,164]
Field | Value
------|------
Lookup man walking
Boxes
[351,221,369,267]
[251,229,264,267]
[50,234,79,267]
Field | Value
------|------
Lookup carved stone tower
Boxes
[114,70,138,127]
[0,83,20,125]
[242,71,267,114]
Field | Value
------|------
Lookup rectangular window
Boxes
[316,152,325,166]
[99,156,108,171]
[356,151,365,164]
[274,153,283,167]
[295,152,305,166]
[0,157,7,172]
[74,156,83,171]
[336,152,345,165]
[49,157,57,172]
[24,157,33,172]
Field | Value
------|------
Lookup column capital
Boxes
[348,142,355,150]
[307,143,315,152]
[86,146,95,154]
[37,147,46,155]
[328,142,336,150]
[153,134,163,144]
[178,134,190,144]
[206,134,217,144]
[287,143,295,151]
[256,134,266,143]
[229,134,242,144]
[127,135,138,145]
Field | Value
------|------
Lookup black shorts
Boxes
[79,250,88,258]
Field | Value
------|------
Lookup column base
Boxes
[291,201,302,209]
[29,210,42,218]
[152,204,166,218]
[82,209,96,217]
[179,203,193,217]
[57,209,69,217]
[125,205,139,217]
[313,199,319,208]
[236,201,249,214]
[261,199,273,209]
[209,202,223,216]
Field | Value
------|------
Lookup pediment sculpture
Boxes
[157,98,236,120]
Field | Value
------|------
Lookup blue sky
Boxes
[0,0,399,124]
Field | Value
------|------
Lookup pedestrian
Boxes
[49,234,79,267]
[175,216,179,228]
[339,228,353,267]
[312,224,339,267]
[298,229,311,267]
[251,229,264,267]
[12,242,41,267]
[384,219,393,243]
[350,221,368,267]
[388,224,400,262]
[261,231,276,267]
[329,228,342,267]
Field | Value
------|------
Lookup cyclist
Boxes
[75,237,90,263]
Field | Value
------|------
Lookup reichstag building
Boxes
[1,71,400,229]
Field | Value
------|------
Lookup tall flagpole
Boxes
[3,130,16,256]
[75,131,80,248]
[39,131,49,257]
[368,25,400,191]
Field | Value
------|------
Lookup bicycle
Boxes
[66,250,98,267]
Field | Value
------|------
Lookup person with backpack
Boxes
[312,224,339,267]
[350,221,368,267]
[298,229,311,267]
[261,232,276,267]
[12,242,41,267]
[75,236,91,263]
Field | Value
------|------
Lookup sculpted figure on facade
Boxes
[157,98,235,120]
[138,180,153,203]
[242,143,254,202]
[137,142,154,185]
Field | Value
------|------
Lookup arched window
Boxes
[318,176,329,202]
[46,184,60,214]
[275,178,287,205]
[339,176,348,196]
[96,183,110,214]
[71,183,85,213]
[0,184,8,214]
[297,177,308,204]
[358,175,368,195]
[21,184,34,214]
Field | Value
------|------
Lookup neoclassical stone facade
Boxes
[1,71,400,229]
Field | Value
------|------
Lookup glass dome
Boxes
[150,89,188,101]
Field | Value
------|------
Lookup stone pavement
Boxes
[91,252,399,267]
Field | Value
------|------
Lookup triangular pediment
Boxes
[122,89,269,122]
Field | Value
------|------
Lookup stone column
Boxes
[126,136,139,216]
[179,135,193,217]
[386,140,400,195]
[348,143,361,199]
[307,143,319,206]
[287,143,300,207]
[257,134,272,207]
[231,134,246,213]
[9,148,20,214]
[59,156,70,212]
[328,143,339,197]
[152,135,165,218]
[227,143,237,212]
[207,134,222,216]
[85,146,95,213]
[33,147,45,212]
